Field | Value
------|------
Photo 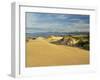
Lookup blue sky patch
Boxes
[26,12,89,33]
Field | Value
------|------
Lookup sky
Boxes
[26,12,89,33]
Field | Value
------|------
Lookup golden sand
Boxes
[26,39,89,67]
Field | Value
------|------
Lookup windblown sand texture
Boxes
[26,37,89,67]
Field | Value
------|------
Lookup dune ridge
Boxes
[26,38,89,67]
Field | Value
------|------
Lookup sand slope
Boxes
[26,39,89,67]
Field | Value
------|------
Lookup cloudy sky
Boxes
[26,12,89,33]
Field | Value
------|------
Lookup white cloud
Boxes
[26,13,89,33]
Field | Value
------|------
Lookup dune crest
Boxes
[35,37,45,40]
[26,38,89,67]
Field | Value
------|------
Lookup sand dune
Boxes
[26,39,89,67]
[47,36,63,42]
